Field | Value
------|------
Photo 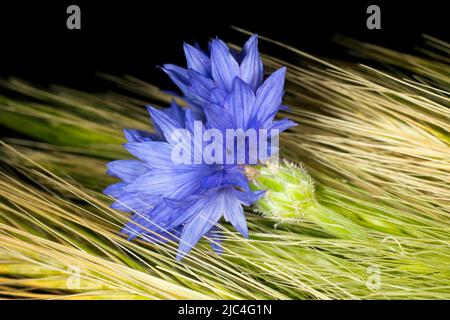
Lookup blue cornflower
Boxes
[105,34,295,260]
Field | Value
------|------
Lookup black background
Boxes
[0,1,447,90]
[0,300,448,318]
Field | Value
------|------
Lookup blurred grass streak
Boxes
[0,33,449,299]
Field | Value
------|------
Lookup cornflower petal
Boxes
[147,106,183,143]
[254,67,286,123]
[183,43,211,77]
[161,64,191,96]
[225,77,256,129]
[124,142,174,169]
[223,197,248,238]
[124,129,159,142]
[239,35,264,91]
[204,103,234,131]
[176,190,226,260]
[107,160,148,183]
[111,193,158,213]
[268,118,297,134]
[188,69,215,101]
[210,39,240,91]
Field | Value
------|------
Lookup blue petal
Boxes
[163,100,186,127]
[239,35,263,92]
[232,189,265,206]
[127,194,200,241]
[200,171,223,189]
[268,118,297,134]
[124,141,174,168]
[222,194,248,238]
[279,104,291,112]
[175,187,251,260]
[188,69,215,101]
[209,88,227,105]
[206,225,224,254]
[183,43,211,77]
[159,196,202,230]
[147,106,183,143]
[210,39,240,91]
[124,168,209,200]
[254,67,286,123]
[140,225,183,245]
[106,160,148,183]
[176,193,224,260]
[111,192,158,213]
[124,129,159,142]
[225,78,255,129]
[162,196,198,209]
[222,169,251,192]
[121,206,166,240]
[103,182,127,197]
[238,34,257,63]
[204,103,233,132]
[162,64,191,96]
[122,199,189,240]
[184,109,204,159]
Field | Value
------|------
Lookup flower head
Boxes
[105,34,294,260]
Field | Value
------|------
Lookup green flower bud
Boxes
[247,160,369,240]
